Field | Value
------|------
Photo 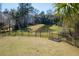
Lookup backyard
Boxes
[0,36,79,56]
[0,24,79,56]
[0,3,79,56]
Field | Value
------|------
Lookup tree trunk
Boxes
[8,17,10,34]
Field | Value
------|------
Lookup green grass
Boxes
[27,24,44,32]
[1,24,71,39]
[0,36,79,56]
[1,24,63,39]
[6,31,49,38]
[49,25,63,33]
[0,24,79,55]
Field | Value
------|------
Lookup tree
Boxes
[39,11,45,18]
[33,9,39,15]
[10,3,34,30]
[33,9,40,24]
[10,9,21,31]
[46,10,53,15]
[18,3,34,28]
[3,9,9,14]
[39,11,53,25]
[39,11,46,24]
[0,3,3,31]
[46,10,54,25]
[3,9,11,32]
[0,22,5,32]
[54,3,79,28]
[54,3,79,45]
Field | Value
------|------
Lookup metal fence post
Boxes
[40,31,41,37]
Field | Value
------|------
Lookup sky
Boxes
[2,3,53,13]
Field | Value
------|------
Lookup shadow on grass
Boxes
[35,25,53,32]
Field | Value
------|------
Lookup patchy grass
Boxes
[50,25,63,33]
[1,24,63,38]
[27,24,44,32]
[5,31,49,38]
[0,25,79,56]
[0,36,79,56]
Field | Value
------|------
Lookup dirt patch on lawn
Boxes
[0,36,79,56]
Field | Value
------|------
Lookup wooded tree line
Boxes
[1,3,79,34]
[0,3,59,32]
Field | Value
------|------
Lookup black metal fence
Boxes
[0,30,79,48]
[0,31,51,38]
[60,32,79,48]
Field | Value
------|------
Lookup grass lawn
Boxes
[7,24,60,36]
[49,25,63,33]
[0,24,79,56]
[0,24,64,39]
[0,36,79,56]
[27,24,44,32]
